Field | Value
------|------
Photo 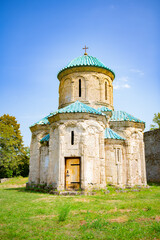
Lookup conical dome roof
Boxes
[57,55,115,78]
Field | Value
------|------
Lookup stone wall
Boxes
[109,121,147,186]
[29,125,49,185]
[144,129,160,183]
[48,116,106,190]
[105,139,126,187]
[29,112,107,191]
[40,144,49,184]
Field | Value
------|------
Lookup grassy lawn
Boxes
[0,178,160,240]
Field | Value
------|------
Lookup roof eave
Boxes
[57,66,115,81]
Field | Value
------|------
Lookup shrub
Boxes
[58,204,70,222]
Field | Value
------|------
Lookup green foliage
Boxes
[0,114,29,178]
[18,147,30,177]
[150,112,160,130]
[58,204,71,222]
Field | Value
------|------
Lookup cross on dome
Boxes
[83,45,88,55]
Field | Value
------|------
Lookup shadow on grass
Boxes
[4,187,49,194]
[3,182,160,195]
[148,182,160,186]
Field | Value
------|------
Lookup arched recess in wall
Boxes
[98,78,103,102]
[91,75,100,102]
[111,85,113,105]
[62,78,72,103]
[103,78,110,102]
[109,84,112,105]
[39,132,49,184]
[40,132,50,146]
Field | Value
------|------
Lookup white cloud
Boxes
[119,76,129,82]
[113,83,120,90]
[113,76,131,90]
[123,84,130,88]
[130,68,144,76]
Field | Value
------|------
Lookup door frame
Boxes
[65,157,81,190]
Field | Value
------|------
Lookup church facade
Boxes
[28,51,147,190]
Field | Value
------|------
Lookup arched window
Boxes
[105,82,107,100]
[71,131,74,145]
[79,79,81,97]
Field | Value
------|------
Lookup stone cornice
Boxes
[48,112,107,126]
[109,121,145,131]
[30,124,49,133]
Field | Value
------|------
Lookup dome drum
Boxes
[58,55,114,110]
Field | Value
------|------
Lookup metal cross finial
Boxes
[83,45,88,55]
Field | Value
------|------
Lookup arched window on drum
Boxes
[105,81,107,100]
[79,79,81,97]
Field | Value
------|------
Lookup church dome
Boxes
[57,55,115,79]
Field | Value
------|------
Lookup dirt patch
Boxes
[136,216,160,222]
[143,208,151,211]
[80,210,89,213]
[105,200,121,203]
[119,209,132,213]
[108,208,132,213]
[109,216,128,223]
[137,217,153,222]
[30,214,56,219]
[74,198,92,203]
[0,184,26,188]
[72,210,93,215]
[98,210,107,214]
[108,208,118,213]
[80,220,87,225]
[155,216,160,222]
[32,197,56,202]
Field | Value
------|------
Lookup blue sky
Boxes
[0,0,160,146]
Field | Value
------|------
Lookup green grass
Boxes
[0,178,160,240]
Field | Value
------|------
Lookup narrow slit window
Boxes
[117,148,120,162]
[79,79,81,97]
[71,131,74,145]
[105,82,107,100]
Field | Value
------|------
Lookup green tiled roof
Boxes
[58,55,115,77]
[97,106,112,112]
[31,101,104,127]
[104,128,125,140]
[40,134,50,143]
[50,101,104,116]
[110,111,145,124]
[30,115,50,127]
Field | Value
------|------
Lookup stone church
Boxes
[28,49,147,191]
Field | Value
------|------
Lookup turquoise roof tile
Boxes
[104,128,125,140]
[110,111,145,124]
[58,55,115,77]
[31,101,105,127]
[30,115,50,127]
[40,134,50,143]
[97,106,112,112]
[49,101,104,116]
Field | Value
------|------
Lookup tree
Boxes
[0,114,29,178]
[150,112,160,130]
[18,147,30,177]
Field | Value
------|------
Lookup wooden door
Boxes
[65,158,80,190]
